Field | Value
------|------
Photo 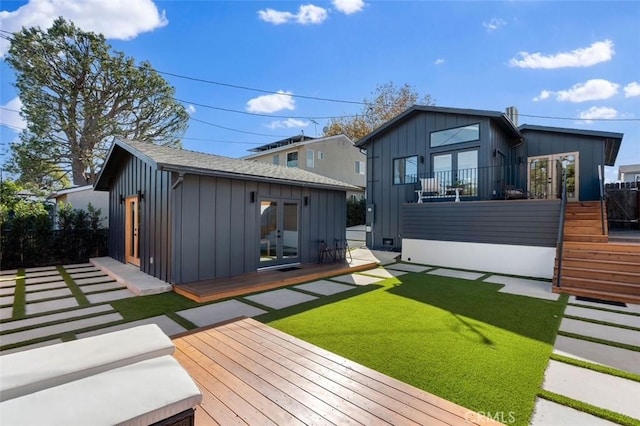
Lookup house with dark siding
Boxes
[94,139,356,285]
[356,105,623,279]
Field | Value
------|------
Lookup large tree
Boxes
[324,82,434,141]
[6,17,188,189]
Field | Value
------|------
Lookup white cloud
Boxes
[482,18,506,32]
[534,79,619,103]
[333,0,365,15]
[624,81,640,98]
[186,105,196,115]
[296,4,328,24]
[434,58,445,65]
[556,79,619,102]
[532,90,552,102]
[267,118,310,129]
[0,97,26,132]
[247,91,295,113]
[0,0,167,57]
[509,39,614,69]
[579,106,619,123]
[258,4,328,25]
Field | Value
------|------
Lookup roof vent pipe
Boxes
[506,106,519,126]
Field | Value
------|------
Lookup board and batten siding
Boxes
[365,111,519,250]
[107,154,172,282]
[171,174,347,284]
[402,200,561,247]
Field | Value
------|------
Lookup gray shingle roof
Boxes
[96,139,358,191]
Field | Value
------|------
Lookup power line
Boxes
[188,116,288,137]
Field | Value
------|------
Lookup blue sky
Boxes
[1,0,639,181]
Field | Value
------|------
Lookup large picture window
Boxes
[430,123,480,148]
[393,156,418,184]
[286,152,298,167]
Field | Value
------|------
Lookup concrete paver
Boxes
[26,298,79,316]
[330,273,383,286]
[0,295,15,306]
[79,282,124,293]
[25,270,62,278]
[86,289,136,304]
[25,275,64,285]
[0,305,114,333]
[0,338,64,355]
[76,315,186,339]
[0,307,13,321]
[542,360,640,420]
[427,268,485,281]
[0,269,18,276]
[67,271,108,279]
[0,279,16,288]
[553,335,640,375]
[294,280,356,296]
[484,275,559,301]
[530,398,619,426]
[62,266,100,274]
[62,263,93,269]
[385,263,431,273]
[91,257,172,295]
[24,281,67,292]
[349,247,399,266]
[23,266,57,273]
[176,300,267,328]
[25,288,72,302]
[569,296,640,314]
[359,268,407,279]
[0,312,123,347]
[565,305,640,329]
[560,317,640,347]
[74,276,116,285]
[244,289,318,310]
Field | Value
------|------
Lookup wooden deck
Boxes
[172,318,503,426]
[173,260,378,303]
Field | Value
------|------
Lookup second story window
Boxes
[307,149,314,168]
[287,151,298,167]
[355,161,365,175]
[393,156,418,184]
[272,154,279,165]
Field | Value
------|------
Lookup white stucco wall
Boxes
[401,238,556,279]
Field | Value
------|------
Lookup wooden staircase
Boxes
[553,201,640,304]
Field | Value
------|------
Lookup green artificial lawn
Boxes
[110,292,200,329]
[266,273,567,426]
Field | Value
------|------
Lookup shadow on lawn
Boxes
[387,274,566,345]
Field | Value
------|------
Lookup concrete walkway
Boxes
[532,297,640,425]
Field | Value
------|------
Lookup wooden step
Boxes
[563,234,609,243]
[559,258,640,274]
[565,211,603,219]
[554,275,640,296]
[564,226,605,236]
[566,201,603,209]
[552,286,640,305]
[564,219,604,227]
[563,241,640,253]
[562,249,640,263]
[557,266,640,285]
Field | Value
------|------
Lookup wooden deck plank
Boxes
[232,319,503,426]
[172,318,504,426]
[173,261,377,303]
[197,326,379,425]
[228,320,460,426]
[184,331,334,426]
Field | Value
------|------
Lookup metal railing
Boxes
[555,165,568,288]
[598,165,606,235]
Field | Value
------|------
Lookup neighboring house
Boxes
[94,139,356,285]
[242,134,366,200]
[47,185,109,228]
[356,105,623,279]
[618,164,640,183]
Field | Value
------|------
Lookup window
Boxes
[432,149,478,190]
[307,149,314,168]
[286,152,298,167]
[318,151,324,160]
[355,161,365,175]
[393,156,418,184]
[272,155,279,165]
[430,123,480,148]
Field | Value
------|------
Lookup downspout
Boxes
[171,173,184,190]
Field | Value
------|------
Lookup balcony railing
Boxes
[407,162,568,203]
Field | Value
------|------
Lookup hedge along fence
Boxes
[1,201,108,270]
[0,228,109,270]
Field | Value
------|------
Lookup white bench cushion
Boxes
[0,324,174,401]
[0,355,202,426]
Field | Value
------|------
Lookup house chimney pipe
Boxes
[506,106,519,126]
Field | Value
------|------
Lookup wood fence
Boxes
[605,182,639,229]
